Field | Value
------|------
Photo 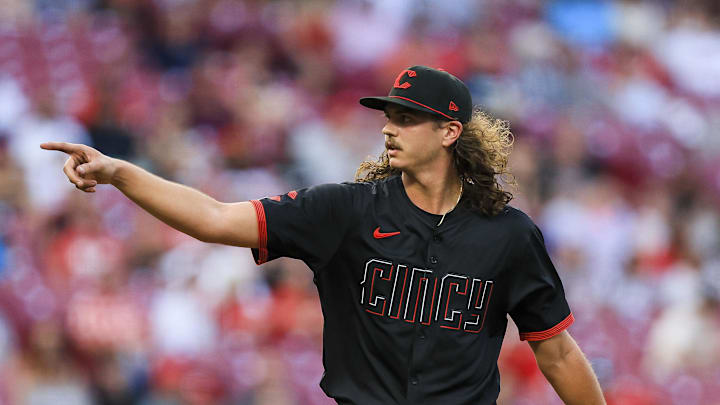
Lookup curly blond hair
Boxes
[355,108,516,216]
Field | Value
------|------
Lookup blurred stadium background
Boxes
[1,0,720,404]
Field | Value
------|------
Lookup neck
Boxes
[401,161,461,215]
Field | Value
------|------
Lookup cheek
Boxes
[395,127,440,161]
[402,133,424,150]
[407,136,436,157]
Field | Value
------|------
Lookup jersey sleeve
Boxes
[250,183,358,271]
[507,221,573,341]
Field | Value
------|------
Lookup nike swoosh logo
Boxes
[373,227,401,239]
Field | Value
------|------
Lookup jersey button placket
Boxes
[408,327,425,397]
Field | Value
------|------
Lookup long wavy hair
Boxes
[355,108,516,216]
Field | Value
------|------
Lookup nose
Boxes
[382,122,397,137]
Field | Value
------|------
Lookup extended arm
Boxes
[41,142,258,247]
[528,331,606,405]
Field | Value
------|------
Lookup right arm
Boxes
[40,142,258,247]
[529,331,606,405]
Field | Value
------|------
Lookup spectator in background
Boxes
[5,320,93,405]
[0,136,28,211]
[644,290,720,380]
[7,89,91,213]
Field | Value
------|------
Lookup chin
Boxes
[388,157,404,170]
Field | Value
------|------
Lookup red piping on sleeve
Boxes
[250,200,268,264]
[519,313,574,341]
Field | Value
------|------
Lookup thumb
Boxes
[77,161,100,176]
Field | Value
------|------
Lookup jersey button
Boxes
[419,332,426,340]
[433,233,441,242]
[410,377,419,385]
[430,256,438,264]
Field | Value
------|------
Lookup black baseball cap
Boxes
[359,65,472,123]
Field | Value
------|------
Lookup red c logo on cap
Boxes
[393,69,417,89]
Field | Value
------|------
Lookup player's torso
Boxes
[332,177,513,332]
[315,177,517,404]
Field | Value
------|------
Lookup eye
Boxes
[401,114,413,124]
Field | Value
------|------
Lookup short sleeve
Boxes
[507,223,573,341]
[250,183,358,271]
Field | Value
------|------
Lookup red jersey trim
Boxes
[519,313,574,341]
[388,96,457,121]
[250,200,268,264]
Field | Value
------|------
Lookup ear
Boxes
[440,121,463,148]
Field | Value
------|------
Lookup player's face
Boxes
[382,105,448,172]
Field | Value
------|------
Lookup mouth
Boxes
[385,142,400,154]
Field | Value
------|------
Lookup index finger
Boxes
[40,142,83,154]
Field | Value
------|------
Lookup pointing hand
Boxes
[40,142,118,193]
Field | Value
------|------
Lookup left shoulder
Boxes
[486,205,540,235]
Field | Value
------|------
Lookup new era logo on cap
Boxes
[359,65,472,123]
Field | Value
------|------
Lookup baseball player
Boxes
[42,66,605,404]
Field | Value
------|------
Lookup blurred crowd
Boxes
[1,0,720,404]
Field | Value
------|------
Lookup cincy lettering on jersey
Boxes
[360,259,494,332]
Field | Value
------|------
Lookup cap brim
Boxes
[359,96,456,121]
[358,96,436,117]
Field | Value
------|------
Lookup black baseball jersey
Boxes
[250,175,573,405]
